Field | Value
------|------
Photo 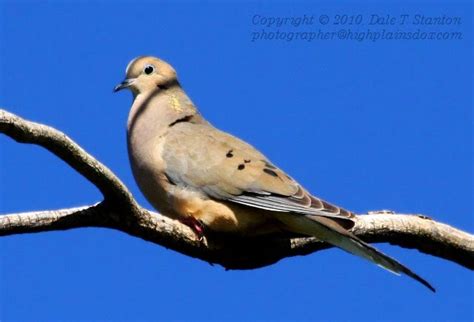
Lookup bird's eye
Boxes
[143,65,155,75]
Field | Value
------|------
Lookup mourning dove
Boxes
[114,56,434,292]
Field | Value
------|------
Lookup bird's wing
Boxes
[162,122,354,224]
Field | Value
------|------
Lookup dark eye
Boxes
[144,64,155,75]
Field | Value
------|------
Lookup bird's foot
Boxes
[181,217,206,242]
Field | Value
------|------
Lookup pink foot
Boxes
[181,217,205,241]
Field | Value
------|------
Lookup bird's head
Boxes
[114,56,178,96]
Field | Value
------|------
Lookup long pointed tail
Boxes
[277,213,435,292]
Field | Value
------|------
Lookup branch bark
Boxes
[1,108,473,271]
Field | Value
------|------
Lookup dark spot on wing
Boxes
[164,172,177,186]
[238,164,245,170]
[263,168,279,177]
[226,150,234,158]
[262,160,277,169]
[244,159,251,163]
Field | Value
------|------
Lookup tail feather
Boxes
[334,228,435,292]
[277,213,435,292]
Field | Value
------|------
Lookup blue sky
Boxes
[0,1,472,321]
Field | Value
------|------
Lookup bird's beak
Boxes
[113,78,136,92]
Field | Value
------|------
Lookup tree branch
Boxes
[1,108,473,271]
[0,109,138,212]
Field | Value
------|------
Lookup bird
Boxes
[114,55,435,292]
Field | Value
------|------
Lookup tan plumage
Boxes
[115,56,435,292]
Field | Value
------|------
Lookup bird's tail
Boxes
[276,213,435,292]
